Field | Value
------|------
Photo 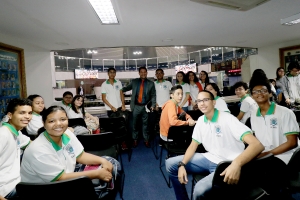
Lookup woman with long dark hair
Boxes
[26,94,46,136]
[187,71,202,110]
[199,70,214,89]
[175,71,190,112]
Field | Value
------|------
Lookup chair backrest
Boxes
[16,176,97,200]
[168,125,194,146]
[186,110,203,121]
[77,132,115,151]
[68,118,87,128]
[287,147,300,172]
[99,117,128,140]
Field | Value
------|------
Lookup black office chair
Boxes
[286,148,300,194]
[16,176,98,200]
[99,117,132,162]
[159,125,194,187]
[186,110,203,121]
[77,132,125,199]
[68,118,87,128]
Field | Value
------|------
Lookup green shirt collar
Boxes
[171,99,178,106]
[156,80,165,83]
[43,131,71,151]
[240,94,249,102]
[106,79,117,84]
[256,102,276,116]
[176,82,185,85]
[204,109,219,123]
[32,112,40,116]
[2,122,19,136]
[62,100,71,107]
[214,96,220,100]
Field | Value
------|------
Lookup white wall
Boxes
[0,33,54,107]
[251,39,300,79]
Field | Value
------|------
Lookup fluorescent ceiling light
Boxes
[88,0,119,24]
[281,13,300,26]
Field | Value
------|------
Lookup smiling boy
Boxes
[0,99,32,199]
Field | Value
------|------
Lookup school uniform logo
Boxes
[270,118,277,128]
[115,85,119,90]
[215,125,222,137]
[163,85,167,89]
[65,144,75,158]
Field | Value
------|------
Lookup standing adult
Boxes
[52,91,73,111]
[154,69,173,110]
[122,66,156,148]
[101,68,126,117]
[187,71,202,110]
[175,71,190,112]
[280,62,300,105]
[199,70,214,90]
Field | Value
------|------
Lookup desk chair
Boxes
[16,176,98,200]
[287,148,300,195]
[68,118,87,128]
[159,125,194,187]
[77,132,125,199]
[186,110,203,121]
[99,117,132,162]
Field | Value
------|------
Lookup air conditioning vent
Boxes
[190,0,270,11]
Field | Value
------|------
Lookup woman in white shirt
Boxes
[205,83,230,112]
[199,70,214,89]
[175,71,190,112]
[26,94,46,136]
[187,71,203,110]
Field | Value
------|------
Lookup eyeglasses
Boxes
[195,98,212,104]
[252,89,268,95]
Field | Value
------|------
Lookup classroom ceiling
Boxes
[0,0,300,52]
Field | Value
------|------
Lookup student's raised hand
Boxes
[188,118,195,126]
[97,168,113,182]
[220,162,241,185]
[178,167,188,184]
[102,160,113,172]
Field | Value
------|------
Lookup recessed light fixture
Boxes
[87,50,98,54]
[281,13,300,26]
[133,51,142,55]
[88,0,119,24]
[174,46,184,49]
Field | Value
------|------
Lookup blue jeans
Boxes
[166,154,217,200]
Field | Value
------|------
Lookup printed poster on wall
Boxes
[175,63,197,74]
[0,49,20,120]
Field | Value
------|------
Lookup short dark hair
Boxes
[287,62,300,71]
[233,81,249,90]
[107,67,116,73]
[63,91,73,97]
[38,106,68,135]
[155,68,164,73]
[205,83,222,97]
[249,80,271,94]
[138,66,147,72]
[198,90,214,100]
[170,85,182,94]
[187,71,199,83]
[6,98,32,114]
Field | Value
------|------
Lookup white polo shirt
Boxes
[20,129,84,183]
[0,123,30,197]
[175,82,190,107]
[189,83,200,103]
[101,79,123,110]
[239,94,258,124]
[66,108,84,119]
[154,80,172,107]
[251,102,299,164]
[193,109,252,164]
[214,96,230,113]
[26,112,43,135]
[52,101,71,112]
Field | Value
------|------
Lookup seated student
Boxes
[52,91,73,111]
[249,80,299,164]
[233,81,258,124]
[166,90,264,200]
[0,99,32,200]
[160,85,195,141]
[204,83,230,112]
[26,94,46,136]
[66,95,99,133]
[20,106,118,196]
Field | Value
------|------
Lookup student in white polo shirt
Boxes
[166,90,264,200]
[233,81,258,124]
[0,99,32,199]
[205,83,230,112]
[187,71,202,110]
[20,106,118,195]
[175,71,190,112]
[52,91,73,111]
[154,68,173,110]
[249,80,299,164]
[101,68,126,117]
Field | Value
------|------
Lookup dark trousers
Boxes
[132,105,149,141]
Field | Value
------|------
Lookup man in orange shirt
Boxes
[160,85,195,141]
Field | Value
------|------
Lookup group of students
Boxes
[0,97,118,199]
[162,66,299,200]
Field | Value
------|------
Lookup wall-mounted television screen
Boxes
[75,69,98,79]
[175,63,197,74]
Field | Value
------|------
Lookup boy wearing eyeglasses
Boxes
[250,80,299,164]
[233,81,258,124]
[166,90,264,200]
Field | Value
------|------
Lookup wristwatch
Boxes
[178,161,186,168]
